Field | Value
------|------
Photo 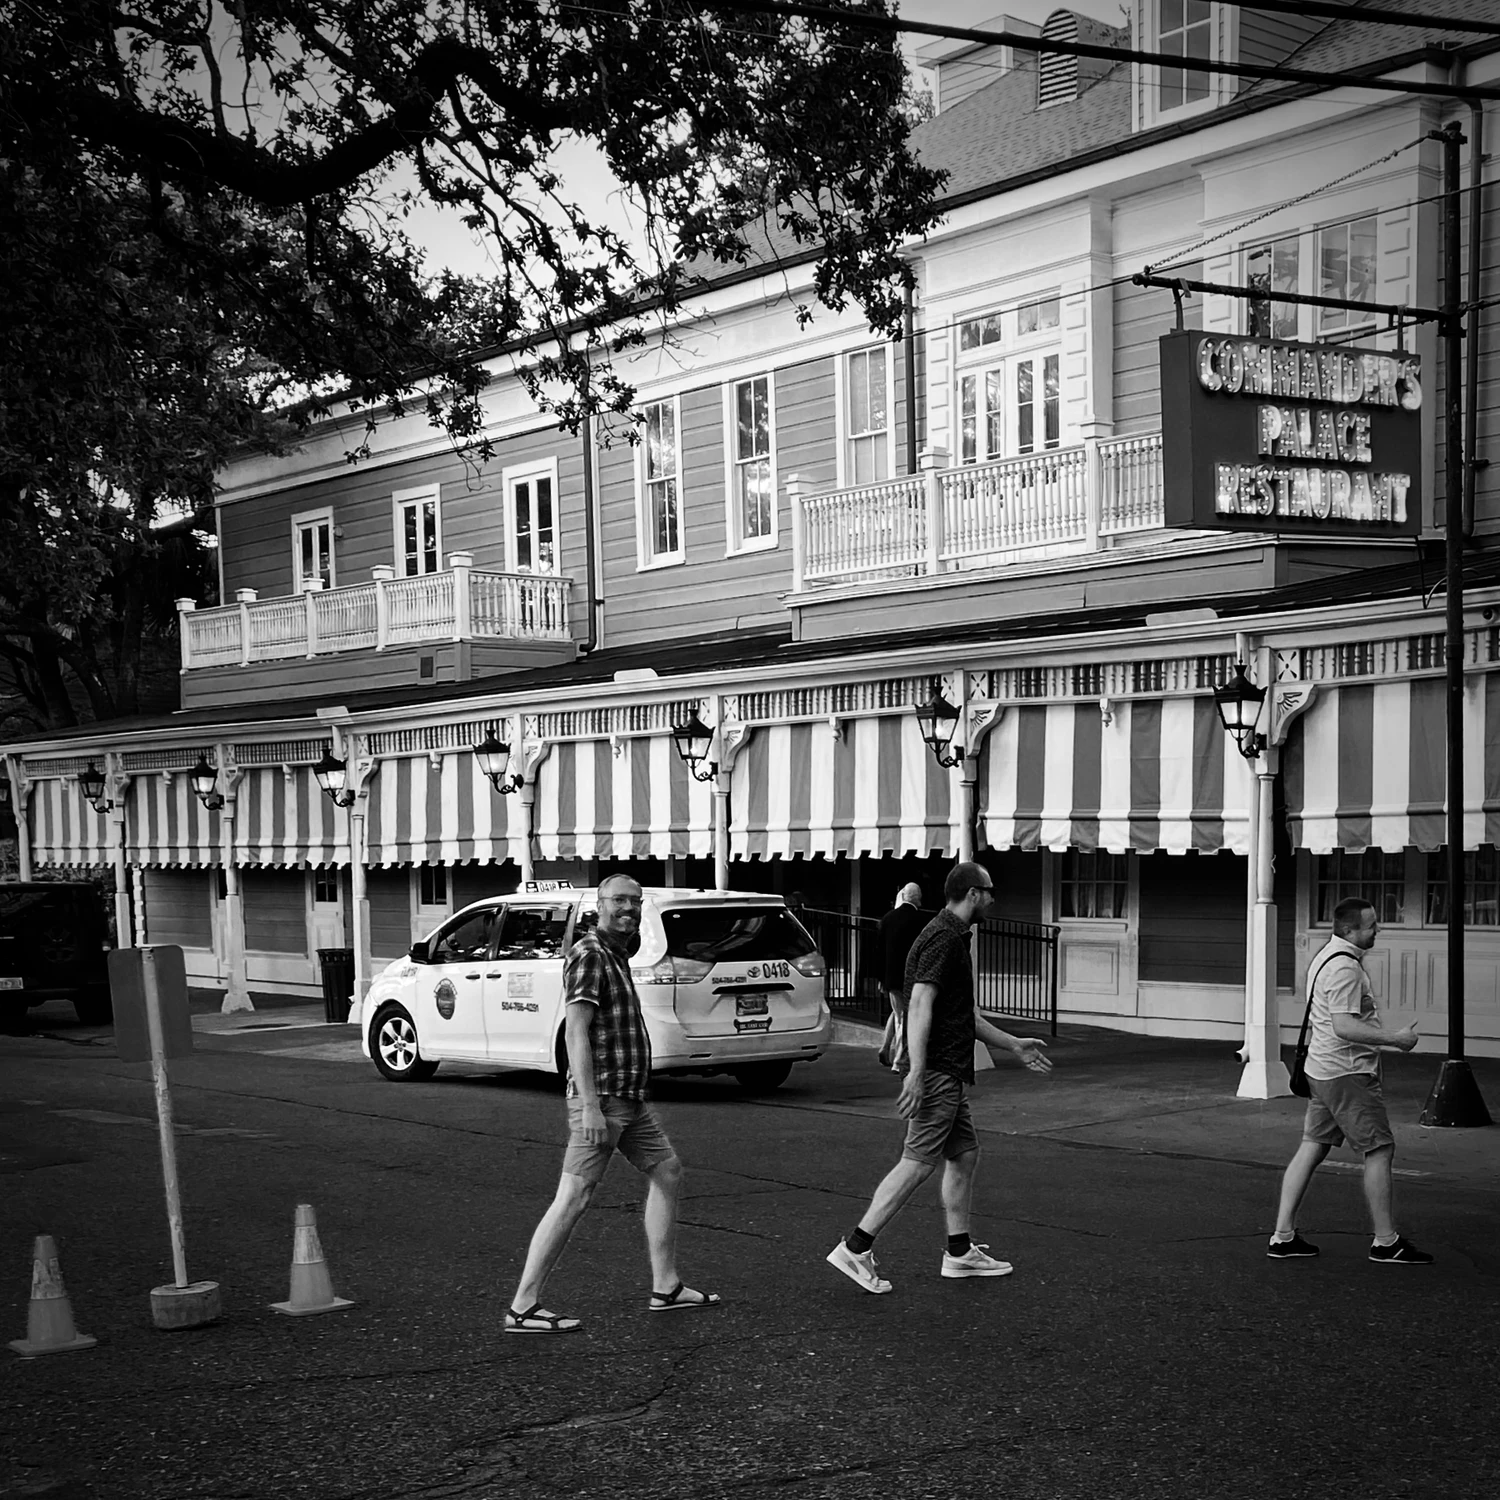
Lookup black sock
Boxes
[947,1233,971,1257]
[846,1227,875,1254]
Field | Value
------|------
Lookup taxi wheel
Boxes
[371,1003,439,1082]
[731,1060,793,1094]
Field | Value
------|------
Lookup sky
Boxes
[405,0,1130,279]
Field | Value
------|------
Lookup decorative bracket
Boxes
[345,733,377,801]
[715,718,752,777]
[1271,683,1317,746]
[828,715,844,746]
[964,700,1003,754]
[610,733,628,760]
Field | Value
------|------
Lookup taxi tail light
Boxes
[669,956,712,983]
[631,959,679,986]
[789,951,826,978]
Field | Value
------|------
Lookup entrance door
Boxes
[1051,851,1138,1018]
[308,867,346,951]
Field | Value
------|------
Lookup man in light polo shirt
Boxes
[1269,895,1431,1265]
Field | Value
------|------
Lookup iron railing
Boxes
[800,907,1059,1034]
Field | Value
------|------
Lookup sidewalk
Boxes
[829,1015,1500,1186]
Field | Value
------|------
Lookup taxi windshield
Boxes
[660,907,813,964]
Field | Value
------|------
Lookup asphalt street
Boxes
[2,997,1498,1500]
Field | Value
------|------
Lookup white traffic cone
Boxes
[9,1235,97,1357]
[270,1204,353,1316]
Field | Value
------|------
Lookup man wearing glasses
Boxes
[827,861,1053,1294]
[507,874,719,1332]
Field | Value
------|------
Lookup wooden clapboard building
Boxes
[6,2,1500,1063]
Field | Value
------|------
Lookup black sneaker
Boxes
[1267,1233,1320,1259]
[1369,1236,1434,1265]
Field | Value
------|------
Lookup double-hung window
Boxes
[727,374,775,551]
[291,508,334,592]
[1159,0,1212,112]
[394,485,442,577]
[956,295,1061,464]
[1243,216,1378,343]
[640,398,683,565]
[844,348,889,486]
[503,461,558,575]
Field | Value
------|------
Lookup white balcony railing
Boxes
[789,432,1165,590]
[177,552,572,672]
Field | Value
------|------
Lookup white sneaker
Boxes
[826,1240,892,1294]
[941,1243,1013,1278]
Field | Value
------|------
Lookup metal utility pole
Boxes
[1422,122,1491,1127]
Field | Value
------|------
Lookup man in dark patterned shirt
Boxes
[507,874,719,1333]
[827,861,1053,1295]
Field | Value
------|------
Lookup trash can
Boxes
[317,948,355,1024]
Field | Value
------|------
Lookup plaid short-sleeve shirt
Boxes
[564,927,651,1100]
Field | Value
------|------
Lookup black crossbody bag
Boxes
[1289,948,1356,1099]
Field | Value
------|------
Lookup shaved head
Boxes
[898,883,923,907]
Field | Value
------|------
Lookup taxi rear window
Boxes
[660,908,813,964]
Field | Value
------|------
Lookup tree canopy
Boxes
[0,0,943,730]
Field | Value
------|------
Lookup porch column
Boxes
[219,755,252,1013]
[350,806,370,1008]
[957,762,977,864]
[712,772,730,892]
[105,755,131,947]
[1238,746,1290,1099]
[518,782,536,885]
[5,757,33,881]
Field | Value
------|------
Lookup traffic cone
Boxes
[270,1204,353,1316]
[9,1235,97,1357]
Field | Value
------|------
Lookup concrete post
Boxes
[919,447,949,577]
[713,774,730,892]
[958,760,978,864]
[350,807,370,1009]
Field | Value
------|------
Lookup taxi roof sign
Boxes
[523,880,573,892]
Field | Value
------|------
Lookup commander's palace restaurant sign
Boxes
[1160,329,1422,538]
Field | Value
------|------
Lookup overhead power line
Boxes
[706,1,1500,103]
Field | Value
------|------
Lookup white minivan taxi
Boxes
[357,885,832,1092]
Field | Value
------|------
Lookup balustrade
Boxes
[179,565,572,671]
[793,431,1165,590]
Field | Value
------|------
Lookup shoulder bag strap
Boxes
[1296,948,1357,1052]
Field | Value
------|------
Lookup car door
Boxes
[413,906,496,1059]
[482,902,572,1065]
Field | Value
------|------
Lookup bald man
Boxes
[877,883,926,1071]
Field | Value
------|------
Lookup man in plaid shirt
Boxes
[507,874,720,1333]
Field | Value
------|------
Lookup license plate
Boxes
[734,993,768,1016]
[0,977,22,990]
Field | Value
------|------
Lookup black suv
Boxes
[0,882,113,1024]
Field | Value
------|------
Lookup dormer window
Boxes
[1159,0,1212,110]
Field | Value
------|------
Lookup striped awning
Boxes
[533,737,712,860]
[125,774,223,866]
[235,765,349,867]
[365,751,520,867]
[29,778,112,868]
[731,716,961,860]
[980,698,1253,854]
[1283,674,1500,852]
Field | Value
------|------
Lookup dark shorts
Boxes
[901,1071,980,1164]
[1303,1072,1395,1155]
[561,1096,677,1183]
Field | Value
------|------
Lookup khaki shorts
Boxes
[1303,1072,1395,1155]
[561,1096,677,1183]
[901,1071,980,1164]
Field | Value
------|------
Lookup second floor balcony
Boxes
[178,552,572,672]
[788,432,1164,591]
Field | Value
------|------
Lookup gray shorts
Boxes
[901,1071,980,1164]
[1303,1072,1395,1155]
[561,1096,677,1183]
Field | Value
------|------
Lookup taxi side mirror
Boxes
[408,940,430,964]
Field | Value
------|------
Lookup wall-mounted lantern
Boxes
[474,725,523,795]
[670,708,717,783]
[313,745,356,807]
[1214,661,1268,760]
[914,681,963,769]
[78,760,112,813]
[189,753,225,811]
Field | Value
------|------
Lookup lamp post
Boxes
[1215,657,1288,1100]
